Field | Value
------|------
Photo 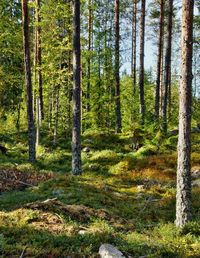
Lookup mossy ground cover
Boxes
[0,131,199,257]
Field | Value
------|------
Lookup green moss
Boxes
[0,131,199,257]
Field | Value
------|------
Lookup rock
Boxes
[82,147,91,153]
[99,244,125,258]
[78,230,87,235]
[191,167,200,180]
[88,164,99,171]
[137,185,145,191]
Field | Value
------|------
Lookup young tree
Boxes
[86,0,93,113]
[35,0,44,120]
[162,0,173,132]
[115,0,122,133]
[154,0,164,121]
[22,0,36,162]
[175,0,194,228]
[72,0,82,175]
[131,0,137,93]
[139,0,146,125]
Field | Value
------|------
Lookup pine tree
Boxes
[162,0,173,132]
[154,0,164,121]
[175,0,194,228]
[22,0,36,162]
[131,0,137,93]
[35,0,44,120]
[139,0,146,125]
[115,0,122,133]
[72,0,82,175]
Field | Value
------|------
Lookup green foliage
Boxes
[0,131,199,256]
[0,1,23,119]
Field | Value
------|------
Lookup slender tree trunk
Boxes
[36,0,44,120]
[139,0,146,126]
[175,0,194,228]
[33,13,37,119]
[86,0,92,113]
[159,50,164,114]
[48,89,52,129]
[154,0,164,121]
[16,102,21,132]
[36,97,40,146]
[131,0,137,93]
[162,0,173,132]
[72,0,82,175]
[115,0,122,133]
[22,0,36,162]
[168,66,172,118]
[53,87,60,145]
[67,55,73,134]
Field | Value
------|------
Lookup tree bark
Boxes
[22,0,36,162]
[36,97,40,146]
[131,0,137,93]
[86,0,92,113]
[36,0,44,120]
[72,0,82,175]
[139,0,146,126]
[53,87,60,145]
[154,0,164,121]
[162,0,173,132]
[115,0,122,133]
[175,0,194,228]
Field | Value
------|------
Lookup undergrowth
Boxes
[0,131,199,257]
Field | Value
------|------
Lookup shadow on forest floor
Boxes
[0,131,200,257]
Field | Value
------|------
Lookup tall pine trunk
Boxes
[22,0,36,162]
[139,0,146,126]
[175,0,194,228]
[154,0,164,121]
[36,0,44,120]
[72,0,82,175]
[115,0,122,133]
[86,0,92,113]
[53,87,60,145]
[131,0,137,93]
[162,0,173,132]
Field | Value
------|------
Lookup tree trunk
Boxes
[139,0,146,126]
[175,0,194,228]
[36,97,40,147]
[36,0,44,120]
[22,0,36,162]
[86,0,92,113]
[115,0,122,133]
[154,0,164,121]
[16,102,21,132]
[53,87,60,145]
[48,89,53,130]
[162,0,173,132]
[131,0,137,93]
[72,0,82,175]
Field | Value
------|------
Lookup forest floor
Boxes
[0,130,200,257]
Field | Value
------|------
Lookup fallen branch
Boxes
[19,246,27,258]
[1,177,35,188]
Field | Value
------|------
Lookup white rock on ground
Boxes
[191,167,200,180]
[99,244,125,258]
[82,147,91,153]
